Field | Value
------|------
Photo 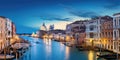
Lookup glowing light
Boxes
[43,34,48,39]
[0,40,2,42]
[66,35,70,42]
[101,38,107,44]
[15,35,19,40]
[89,39,93,42]
[56,35,60,39]
[65,47,70,60]
[103,38,107,44]
[88,51,94,60]
[31,32,38,37]
[49,34,53,39]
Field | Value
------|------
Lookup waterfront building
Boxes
[0,16,7,50]
[113,13,120,53]
[10,22,16,45]
[36,30,47,38]
[37,23,48,38]
[78,33,86,44]
[85,16,112,47]
[85,20,98,46]
[66,20,86,45]
[11,22,16,38]
[100,18,113,50]
[6,18,12,46]
[0,16,16,50]
[49,29,65,41]
[31,32,38,37]
[40,23,47,31]
[49,24,54,31]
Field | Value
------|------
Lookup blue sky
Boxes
[0,0,120,33]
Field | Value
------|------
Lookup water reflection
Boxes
[18,36,106,60]
[60,43,64,51]
[43,38,52,46]
[88,51,94,60]
[65,46,70,60]
[44,38,52,58]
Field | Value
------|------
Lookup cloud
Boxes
[59,3,100,18]
[41,17,72,22]
[69,11,100,18]
[33,13,73,22]
[104,0,120,9]
[51,18,72,21]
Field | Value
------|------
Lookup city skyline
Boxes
[1,0,120,60]
[0,0,120,33]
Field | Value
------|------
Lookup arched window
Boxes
[114,19,116,26]
[114,31,116,38]
[119,30,120,37]
[119,19,120,26]
[89,25,94,31]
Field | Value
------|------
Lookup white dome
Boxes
[40,23,47,31]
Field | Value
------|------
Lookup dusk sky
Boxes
[0,0,120,33]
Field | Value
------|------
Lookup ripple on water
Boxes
[18,36,110,60]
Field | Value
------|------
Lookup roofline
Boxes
[113,13,120,16]
[0,16,6,18]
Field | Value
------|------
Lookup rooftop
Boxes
[0,16,6,18]
[100,16,113,20]
[113,13,120,16]
[71,20,88,24]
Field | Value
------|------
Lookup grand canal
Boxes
[16,36,106,60]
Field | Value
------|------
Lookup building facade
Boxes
[12,22,16,38]
[40,23,47,31]
[85,16,112,47]
[6,18,12,46]
[66,21,86,45]
[0,16,7,50]
[49,24,54,31]
[100,19,113,50]
[0,16,16,50]
[85,20,98,46]
[113,13,120,53]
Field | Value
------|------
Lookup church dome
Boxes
[40,23,47,31]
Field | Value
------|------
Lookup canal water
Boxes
[16,36,106,60]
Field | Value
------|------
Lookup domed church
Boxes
[40,23,47,31]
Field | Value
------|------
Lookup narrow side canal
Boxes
[16,36,106,60]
